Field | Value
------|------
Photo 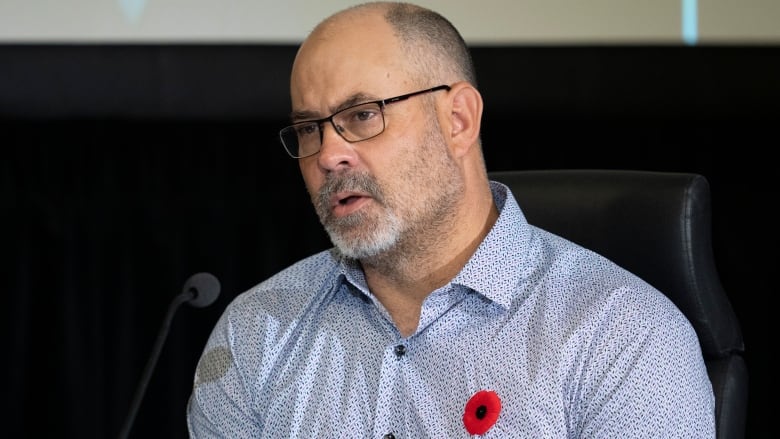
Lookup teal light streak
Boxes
[119,0,147,24]
[682,0,698,45]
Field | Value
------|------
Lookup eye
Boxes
[354,109,378,122]
[295,123,319,137]
[343,104,380,124]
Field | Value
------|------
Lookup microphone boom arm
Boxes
[117,272,220,439]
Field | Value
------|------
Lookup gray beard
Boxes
[315,172,402,259]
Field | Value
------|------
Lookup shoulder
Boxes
[227,248,340,321]
[201,249,342,375]
[529,226,695,338]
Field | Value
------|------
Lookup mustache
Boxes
[316,172,383,213]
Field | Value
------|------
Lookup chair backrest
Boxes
[489,169,748,439]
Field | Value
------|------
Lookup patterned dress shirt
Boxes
[187,181,716,438]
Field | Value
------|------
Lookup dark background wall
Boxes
[1,44,777,438]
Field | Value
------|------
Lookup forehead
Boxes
[289,11,415,112]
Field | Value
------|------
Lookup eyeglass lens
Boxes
[281,102,385,158]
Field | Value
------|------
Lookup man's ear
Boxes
[444,82,483,158]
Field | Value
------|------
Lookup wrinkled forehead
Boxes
[289,12,415,113]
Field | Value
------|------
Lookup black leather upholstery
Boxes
[489,169,748,439]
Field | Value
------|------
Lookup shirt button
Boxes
[383,434,396,439]
[394,344,406,358]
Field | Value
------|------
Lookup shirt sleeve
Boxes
[186,309,263,438]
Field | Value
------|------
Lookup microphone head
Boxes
[182,272,221,308]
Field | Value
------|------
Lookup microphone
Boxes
[117,272,221,439]
[181,272,221,308]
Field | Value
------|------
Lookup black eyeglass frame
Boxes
[279,84,451,159]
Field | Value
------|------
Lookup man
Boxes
[187,2,716,437]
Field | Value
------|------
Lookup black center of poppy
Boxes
[476,405,487,419]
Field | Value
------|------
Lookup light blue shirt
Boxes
[187,181,716,438]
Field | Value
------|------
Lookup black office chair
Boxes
[489,169,748,439]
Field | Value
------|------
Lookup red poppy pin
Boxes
[463,390,501,435]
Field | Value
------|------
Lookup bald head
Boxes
[288,1,487,181]
[294,2,476,93]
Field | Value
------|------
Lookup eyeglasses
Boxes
[279,85,451,159]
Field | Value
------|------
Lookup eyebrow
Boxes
[289,92,379,123]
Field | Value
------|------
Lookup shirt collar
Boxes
[452,180,534,309]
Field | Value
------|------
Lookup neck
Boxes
[361,188,499,336]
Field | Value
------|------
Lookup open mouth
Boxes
[331,192,370,217]
[339,195,360,205]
